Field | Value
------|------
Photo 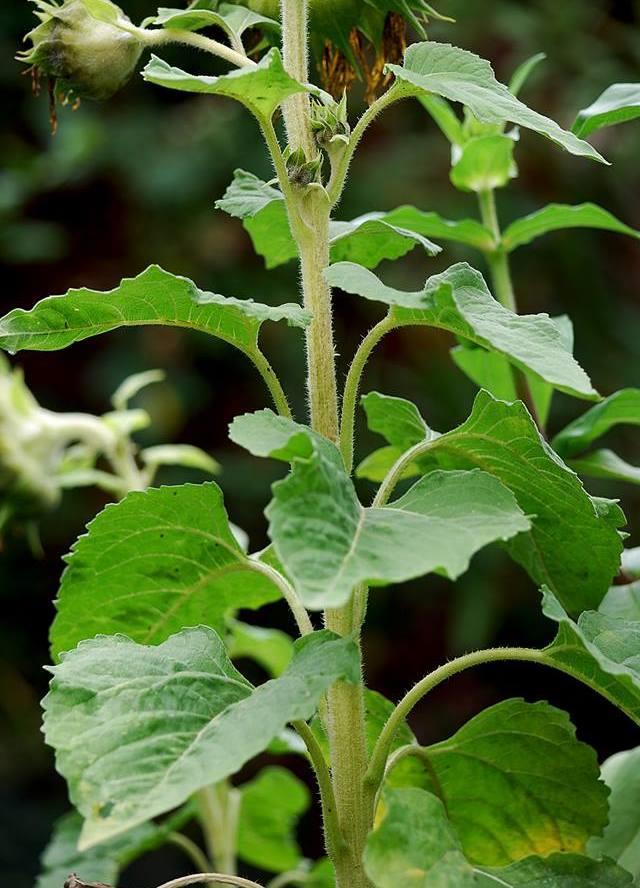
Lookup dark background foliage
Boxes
[1,0,639,883]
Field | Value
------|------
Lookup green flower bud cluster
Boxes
[310,92,350,150]
[18,0,143,103]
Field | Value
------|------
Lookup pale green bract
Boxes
[143,47,307,121]
[0,264,310,358]
[216,170,441,270]
[43,626,359,848]
[418,699,608,865]
[49,483,281,660]
[573,83,640,137]
[325,261,597,401]
[502,204,640,252]
[588,746,640,881]
[364,788,632,888]
[388,42,606,163]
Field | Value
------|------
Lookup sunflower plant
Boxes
[9,2,640,887]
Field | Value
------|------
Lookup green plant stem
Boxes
[340,315,396,472]
[139,27,255,70]
[293,719,345,862]
[365,647,546,798]
[155,876,265,888]
[373,438,435,507]
[169,832,213,873]
[328,85,408,207]
[251,348,293,418]
[280,0,315,157]
[247,557,314,636]
[197,784,240,876]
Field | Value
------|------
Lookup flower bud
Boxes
[18,0,143,103]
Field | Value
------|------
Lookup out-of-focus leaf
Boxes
[573,83,640,137]
[502,204,640,252]
[553,389,640,458]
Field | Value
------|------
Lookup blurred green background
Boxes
[1,1,640,884]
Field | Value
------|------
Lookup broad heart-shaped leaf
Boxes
[0,264,309,360]
[364,790,631,888]
[151,4,280,42]
[553,389,640,458]
[36,808,191,888]
[364,392,624,615]
[267,451,529,608]
[365,788,475,887]
[450,133,518,193]
[541,588,640,724]
[588,746,640,881]
[573,83,640,137]
[237,766,310,873]
[143,48,308,121]
[419,699,608,866]
[50,483,280,660]
[43,627,359,848]
[502,204,640,252]
[325,261,598,401]
[216,170,440,270]
[388,42,606,163]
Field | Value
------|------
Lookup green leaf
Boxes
[373,205,495,250]
[568,450,640,486]
[361,391,433,450]
[325,261,598,401]
[476,853,633,886]
[50,483,280,659]
[111,368,165,411]
[419,93,465,145]
[502,204,640,252]
[364,788,475,887]
[216,170,441,270]
[388,42,606,163]
[553,389,640,458]
[541,588,640,724]
[357,445,417,484]
[420,699,609,866]
[364,789,631,888]
[509,52,547,98]
[143,47,307,121]
[450,134,518,193]
[229,408,334,463]
[151,4,279,43]
[36,808,190,888]
[599,580,640,622]
[588,746,640,881]
[238,766,310,873]
[573,83,640,138]
[140,444,220,476]
[267,445,529,608]
[0,264,309,360]
[43,627,359,848]
[382,392,623,615]
[228,619,294,677]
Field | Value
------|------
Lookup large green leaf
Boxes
[230,408,334,463]
[325,261,598,401]
[382,205,495,250]
[553,390,640,458]
[360,392,623,614]
[0,264,309,360]
[588,746,640,881]
[502,204,640,252]
[364,788,475,887]
[364,789,631,888]
[361,392,434,451]
[388,43,606,162]
[43,627,359,848]
[573,84,640,137]
[420,699,608,866]
[541,588,640,724]
[238,766,310,873]
[36,808,191,888]
[216,170,441,270]
[150,4,279,43]
[267,431,528,609]
[143,47,307,121]
[50,483,280,659]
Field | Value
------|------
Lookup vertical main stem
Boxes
[280,0,315,158]
[198,783,240,876]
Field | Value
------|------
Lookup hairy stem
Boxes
[340,316,396,472]
[169,832,213,873]
[279,0,315,157]
[373,438,436,507]
[250,348,293,419]
[197,784,240,876]
[155,875,265,888]
[139,28,255,70]
[247,557,314,637]
[365,647,546,798]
